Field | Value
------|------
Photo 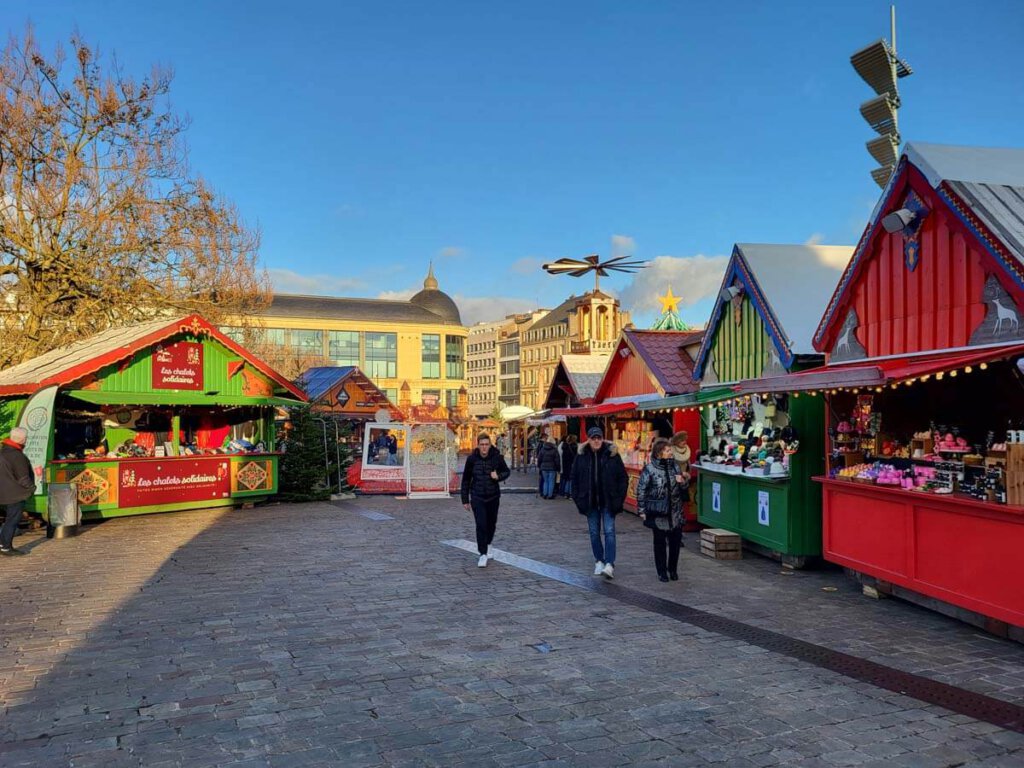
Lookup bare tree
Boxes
[0,28,269,367]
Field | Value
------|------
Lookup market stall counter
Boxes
[0,314,306,520]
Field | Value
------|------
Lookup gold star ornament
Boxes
[659,287,681,314]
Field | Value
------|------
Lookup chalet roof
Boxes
[620,329,704,396]
[558,354,609,402]
[736,243,854,355]
[814,142,1024,350]
[295,366,393,408]
[0,314,305,399]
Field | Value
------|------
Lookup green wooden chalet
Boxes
[691,243,853,563]
[0,314,306,520]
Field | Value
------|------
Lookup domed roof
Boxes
[409,263,462,324]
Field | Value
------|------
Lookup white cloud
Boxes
[269,268,366,295]
[454,295,540,326]
[611,234,636,257]
[376,288,417,301]
[618,254,730,314]
[805,232,825,246]
[510,256,545,276]
[438,246,466,259]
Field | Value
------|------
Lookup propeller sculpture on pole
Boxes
[541,254,649,293]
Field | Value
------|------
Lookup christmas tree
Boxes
[651,287,693,331]
[278,404,332,502]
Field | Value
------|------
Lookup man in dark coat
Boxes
[460,433,511,568]
[0,427,36,556]
[536,437,560,499]
[570,426,628,579]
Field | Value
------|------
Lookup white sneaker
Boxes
[593,561,605,576]
[486,553,495,560]
[602,563,615,579]
[478,554,488,568]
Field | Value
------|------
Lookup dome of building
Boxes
[409,263,462,324]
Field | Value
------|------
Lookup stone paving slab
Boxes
[0,494,1022,767]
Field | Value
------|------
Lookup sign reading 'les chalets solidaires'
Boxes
[152,341,204,390]
[120,458,230,506]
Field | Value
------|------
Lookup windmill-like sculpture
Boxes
[542,254,648,293]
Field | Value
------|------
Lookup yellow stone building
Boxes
[230,266,467,409]
[519,290,630,411]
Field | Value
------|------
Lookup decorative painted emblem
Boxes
[969,275,1024,345]
[897,190,930,272]
[830,308,867,363]
[72,468,112,505]
[236,461,269,491]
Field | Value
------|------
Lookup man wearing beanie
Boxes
[0,427,36,556]
[570,425,628,578]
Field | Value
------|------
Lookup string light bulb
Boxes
[936,372,944,380]
[980,362,988,371]
[964,366,973,374]
[950,369,958,378]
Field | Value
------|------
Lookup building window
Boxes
[384,388,398,403]
[445,335,464,379]
[328,331,360,366]
[263,328,289,347]
[221,326,245,342]
[291,330,323,355]
[445,389,459,408]
[422,388,441,407]
[365,332,397,379]
[422,334,441,378]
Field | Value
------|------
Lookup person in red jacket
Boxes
[0,427,36,556]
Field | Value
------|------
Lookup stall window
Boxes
[446,335,464,379]
[365,332,397,379]
[329,331,360,366]
[422,334,441,378]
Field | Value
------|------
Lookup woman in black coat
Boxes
[536,437,560,499]
[559,434,577,498]
[636,438,687,582]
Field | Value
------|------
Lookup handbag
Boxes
[645,496,670,516]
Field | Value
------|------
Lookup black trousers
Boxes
[1,502,24,549]
[471,497,500,555]
[652,527,682,576]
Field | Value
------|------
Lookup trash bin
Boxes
[47,483,80,539]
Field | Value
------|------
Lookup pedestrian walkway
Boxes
[2,495,1023,767]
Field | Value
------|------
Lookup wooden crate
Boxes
[1006,444,1024,506]
[700,528,742,559]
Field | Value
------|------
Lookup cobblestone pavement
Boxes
[2,494,1024,767]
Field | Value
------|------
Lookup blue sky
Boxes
[9,1,1024,326]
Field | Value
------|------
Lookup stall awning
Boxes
[66,390,302,407]
[550,402,637,418]
[736,343,1024,395]
[636,386,737,412]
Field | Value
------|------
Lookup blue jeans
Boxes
[541,470,556,497]
[586,508,616,565]
[561,477,572,497]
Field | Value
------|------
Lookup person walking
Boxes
[559,434,577,498]
[385,433,399,465]
[536,436,560,499]
[636,438,687,582]
[0,427,36,556]
[570,426,628,579]
[460,433,511,568]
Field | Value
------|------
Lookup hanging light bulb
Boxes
[980,362,988,371]
[950,369,958,378]
[965,366,973,374]
[936,372,944,380]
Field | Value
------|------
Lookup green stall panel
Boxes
[736,476,791,552]
[697,471,739,530]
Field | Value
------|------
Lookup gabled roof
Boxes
[295,366,394,409]
[624,329,704,395]
[814,142,1024,350]
[544,354,609,406]
[594,329,703,402]
[695,243,853,376]
[0,315,306,399]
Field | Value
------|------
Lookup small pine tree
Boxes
[328,422,357,493]
[278,405,332,502]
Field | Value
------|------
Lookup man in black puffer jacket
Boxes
[460,433,511,568]
[571,426,628,579]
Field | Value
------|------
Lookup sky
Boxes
[7,1,1024,327]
